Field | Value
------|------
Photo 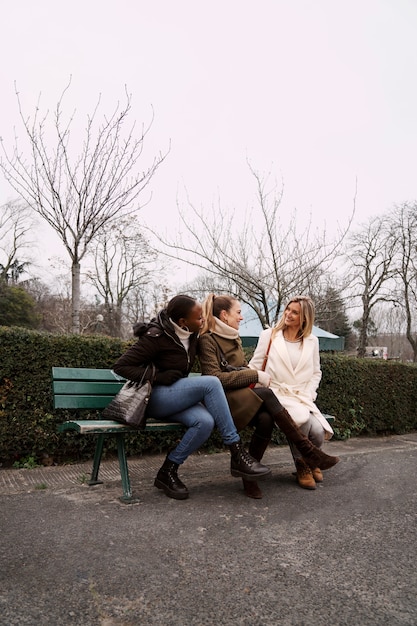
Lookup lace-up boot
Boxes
[228,441,271,481]
[154,456,189,500]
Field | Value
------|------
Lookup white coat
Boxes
[249,328,333,438]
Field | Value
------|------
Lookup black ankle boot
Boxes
[228,441,271,481]
[154,456,189,500]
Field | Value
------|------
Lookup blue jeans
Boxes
[147,375,240,465]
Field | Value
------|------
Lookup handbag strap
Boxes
[261,336,272,371]
[210,335,230,370]
[139,363,156,385]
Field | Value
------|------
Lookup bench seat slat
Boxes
[58,419,184,434]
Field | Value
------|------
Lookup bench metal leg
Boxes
[88,434,105,486]
[116,433,140,504]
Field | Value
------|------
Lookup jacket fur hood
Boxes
[132,309,174,339]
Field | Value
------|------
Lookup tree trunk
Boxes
[357,301,369,358]
[114,303,123,338]
[71,261,81,334]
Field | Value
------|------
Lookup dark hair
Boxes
[166,294,198,324]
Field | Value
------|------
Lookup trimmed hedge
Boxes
[0,326,201,466]
[317,354,417,439]
[0,327,127,466]
[1,327,416,465]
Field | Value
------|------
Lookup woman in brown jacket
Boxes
[199,294,339,498]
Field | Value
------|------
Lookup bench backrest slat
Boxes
[53,381,124,395]
[52,367,123,382]
[52,367,125,410]
[54,396,118,410]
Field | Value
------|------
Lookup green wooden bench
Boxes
[53,367,336,504]
[53,367,185,503]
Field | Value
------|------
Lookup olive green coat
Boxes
[198,332,263,431]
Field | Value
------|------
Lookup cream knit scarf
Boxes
[171,318,193,351]
[213,318,239,340]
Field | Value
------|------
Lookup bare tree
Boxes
[0,81,167,333]
[149,165,352,327]
[389,202,417,361]
[124,282,175,332]
[344,215,398,357]
[22,272,73,333]
[85,216,165,337]
[23,275,108,335]
[370,302,411,360]
[313,284,352,343]
[0,200,36,283]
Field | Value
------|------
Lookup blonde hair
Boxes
[272,295,315,340]
[201,293,238,334]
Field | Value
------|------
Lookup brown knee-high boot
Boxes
[274,406,340,471]
[242,434,270,499]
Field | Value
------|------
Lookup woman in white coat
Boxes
[249,295,337,490]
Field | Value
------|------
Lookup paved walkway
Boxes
[1,434,417,625]
[1,434,414,497]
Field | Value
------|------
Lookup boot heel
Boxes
[242,478,263,499]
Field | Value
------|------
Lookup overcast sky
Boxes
[1,0,417,280]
